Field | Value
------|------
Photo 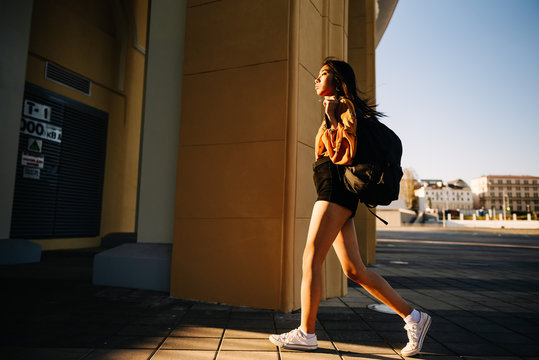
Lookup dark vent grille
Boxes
[45,62,92,96]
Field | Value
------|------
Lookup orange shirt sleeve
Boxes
[315,98,357,165]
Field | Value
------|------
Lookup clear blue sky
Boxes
[376,0,539,185]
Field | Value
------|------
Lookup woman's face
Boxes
[314,65,337,97]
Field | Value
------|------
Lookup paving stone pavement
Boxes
[1,229,538,359]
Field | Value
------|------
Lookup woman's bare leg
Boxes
[332,218,413,318]
[300,201,352,334]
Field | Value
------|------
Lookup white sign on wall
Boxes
[20,117,62,143]
[23,99,51,122]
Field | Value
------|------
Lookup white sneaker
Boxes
[401,312,431,357]
[269,328,318,350]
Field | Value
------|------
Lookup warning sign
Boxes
[21,152,44,169]
[23,167,40,179]
[28,138,43,153]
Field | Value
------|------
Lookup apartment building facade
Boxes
[471,175,539,213]
[415,179,474,213]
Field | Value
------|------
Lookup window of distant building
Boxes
[516,186,520,190]
[498,180,502,184]
[507,186,512,190]
[517,192,521,197]
[516,180,520,184]
[508,192,512,197]
[524,180,529,184]
[525,193,530,198]
[533,180,537,184]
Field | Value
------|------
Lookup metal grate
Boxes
[45,62,92,96]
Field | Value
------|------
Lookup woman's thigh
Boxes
[304,201,352,266]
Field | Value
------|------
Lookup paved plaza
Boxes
[1,229,538,359]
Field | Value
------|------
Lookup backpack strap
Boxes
[365,204,388,225]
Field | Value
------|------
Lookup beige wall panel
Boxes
[298,66,323,147]
[354,204,376,264]
[180,62,287,146]
[299,0,324,76]
[187,0,217,7]
[183,0,288,74]
[29,0,120,91]
[133,0,149,48]
[122,48,145,180]
[348,48,375,92]
[348,0,365,18]
[115,45,145,232]
[348,27,374,51]
[324,247,346,298]
[348,26,368,50]
[328,23,345,59]
[349,1,375,50]
[100,95,137,234]
[344,0,349,34]
[343,34,349,62]
[293,218,310,308]
[296,143,317,219]
[309,0,325,16]
[55,0,116,36]
[329,0,345,26]
[175,141,285,219]
[171,218,282,309]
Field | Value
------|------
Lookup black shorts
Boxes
[313,157,360,218]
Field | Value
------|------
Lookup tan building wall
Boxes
[23,0,148,250]
[170,0,387,311]
[3,0,396,311]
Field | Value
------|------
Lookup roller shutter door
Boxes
[10,83,108,239]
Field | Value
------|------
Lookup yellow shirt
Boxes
[314,97,357,165]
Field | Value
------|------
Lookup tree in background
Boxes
[400,168,418,210]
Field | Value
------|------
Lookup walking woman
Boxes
[269,59,431,357]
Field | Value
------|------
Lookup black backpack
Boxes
[343,115,403,224]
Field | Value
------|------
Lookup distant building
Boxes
[415,179,473,213]
[470,175,539,212]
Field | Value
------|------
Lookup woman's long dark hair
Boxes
[323,58,385,119]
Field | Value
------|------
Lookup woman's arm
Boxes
[321,98,357,165]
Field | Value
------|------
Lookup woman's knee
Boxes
[343,266,370,285]
[302,246,324,273]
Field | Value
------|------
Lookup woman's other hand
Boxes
[323,98,340,129]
